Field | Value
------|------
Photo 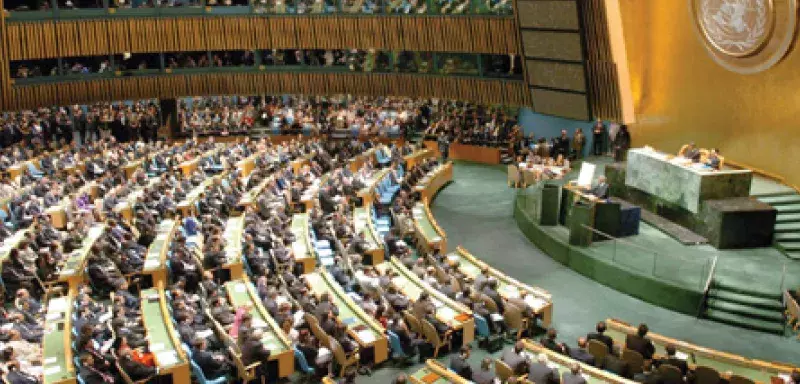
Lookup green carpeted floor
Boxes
[365,161,800,383]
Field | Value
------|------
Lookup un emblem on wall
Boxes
[691,0,797,73]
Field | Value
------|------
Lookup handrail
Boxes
[696,255,718,317]
[578,224,713,263]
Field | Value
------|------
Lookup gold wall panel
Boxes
[517,0,580,30]
[0,0,10,109]
[4,16,520,61]
[531,88,589,120]
[619,0,800,186]
[526,60,585,92]
[520,30,583,61]
[6,73,528,110]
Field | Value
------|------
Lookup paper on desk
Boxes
[489,313,504,322]
[197,330,214,339]
[43,366,61,376]
[674,351,689,360]
[157,351,179,366]
[144,259,160,269]
[446,254,458,262]
[150,343,165,352]
[356,329,376,344]
[98,312,112,323]
[48,297,67,312]
[234,283,246,293]
[45,312,63,321]
[252,318,267,328]
[44,357,57,365]
[524,295,546,309]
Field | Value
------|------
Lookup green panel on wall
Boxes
[520,30,583,61]
[531,88,589,121]
[517,0,580,30]
[526,59,586,92]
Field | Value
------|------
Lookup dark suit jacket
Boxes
[193,348,228,378]
[79,366,114,384]
[449,355,473,380]
[626,334,655,360]
[6,370,39,384]
[241,339,271,366]
[586,332,613,351]
[656,357,689,376]
[570,348,595,366]
[528,362,560,384]
[501,348,528,375]
[120,356,156,381]
[589,183,609,199]
[472,369,497,384]
[562,372,588,384]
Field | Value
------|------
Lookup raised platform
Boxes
[514,158,800,326]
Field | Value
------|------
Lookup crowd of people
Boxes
[11,50,521,81]
[0,100,161,148]
[4,0,512,15]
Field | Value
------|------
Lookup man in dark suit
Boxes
[683,142,701,162]
[314,293,339,319]
[654,344,689,376]
[118,347,157,381]
[586,321,614,352]
[501,341,529,375]
[5,362,39,384]
[192,338,232,379]
[541,328,569,355]
[569,337,595,366]
[449,345,473,380]
[241,329,272,379]
[633,361,664,384]
[625,323,655,360]
[528,353,560,384]
[473,358,498,384]
[561,363,587,384]
[78,353,116,384]
[482,278,505,315]
[588,176,609,199]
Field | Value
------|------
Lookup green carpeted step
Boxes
[757,195,800,205]
[778,242,800,252]
[773,204,800,214]
[775,232,800,241]
[753,191,798,198]
[784,251,800,260]
[712,280,782,300]
[703,309,785,334]
[707,289,785,310]
[706,299,784,322]
[774,222,800,233]
[776,213,800,224]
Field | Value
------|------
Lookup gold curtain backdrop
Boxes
[619,0,800,186]
[4,16,520,61]
[7,73,529,110]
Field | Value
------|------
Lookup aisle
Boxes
[429,162,800,364]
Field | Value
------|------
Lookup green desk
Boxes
[625,148,751,214]
[414,162,453,203]
[605,319,793,384]
[410,360,470,384]
[523,340,636,384]
[0,228,31,262]
[376,257,474,344]
[140,287,190,383]
[304,271,388,363]
[357,169,390,208]
[222,216,245,279]
[412,202,446,252]
[224,280,294,378]
[239,177,271,208]
[57,224,105,291]
[177,174,222,217]
[42,296,75,384]
[142,219,177,287]
[448,246,553,328]
[290,213,316,274]
[353,205,384,265]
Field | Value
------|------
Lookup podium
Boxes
[539,184,561,226]
[569,201,594,246]
[560,186,636,243]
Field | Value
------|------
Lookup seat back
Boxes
[229,346,257,381]
[294,347,315,374]
[403,310,423,335]
[693,366,721,384]
[116,361,137,384]
[386,330,407,358]
[190,360,210,383]
[621,349,644,375]
[657,364,684,384]
[494,359,514,382]
[479,293,498,313]
[728,375,755,384]
[503,304,523,330]
[474,315,490,337]
[586,339,608,367]
[328,337,349,364]
[420,318,442,347]
[507,165,519,184]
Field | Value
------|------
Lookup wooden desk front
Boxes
[424,141,501,164]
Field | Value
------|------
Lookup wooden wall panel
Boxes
[5,16,519,61]
[0,2,10,110]
[7,72,526,110]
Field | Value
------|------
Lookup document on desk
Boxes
[356,329,376,344]
[157,351,179,366]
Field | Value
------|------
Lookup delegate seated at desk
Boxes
[581,176,609,200]
[705,148,721,170]
[678,142,701,162]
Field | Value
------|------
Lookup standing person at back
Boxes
[626,323,655,360]
[437,132,451,162]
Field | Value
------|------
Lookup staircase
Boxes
[755,191,800,260]
[702,280,785,335]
